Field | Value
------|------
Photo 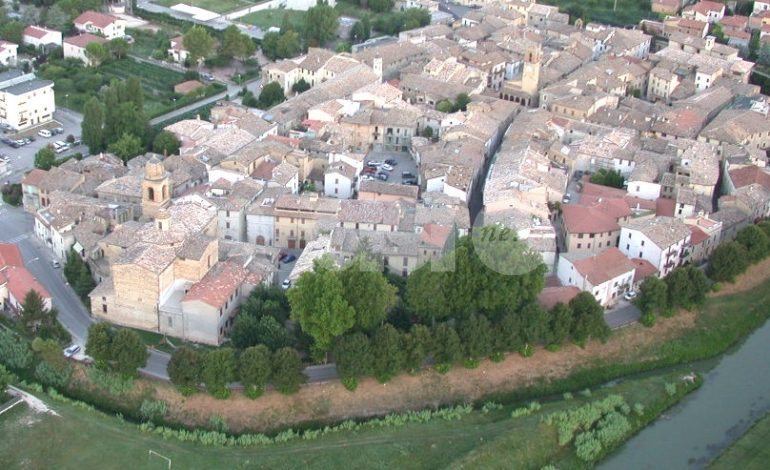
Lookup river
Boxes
[599,318,770,470]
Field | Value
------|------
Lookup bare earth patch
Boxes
[149,262,768,433]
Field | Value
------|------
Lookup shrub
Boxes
[546,344,561,352]
[34,361,72,388]
[434,363,450,374]
[711,282,721,293]
[88,367,135,395]
[481,402,503,414]
[139,399,168,422]
[579,388,592,397]
[489,352,505,363]
[661,308,676,318]
[463,358,480,369]
[640,312,656,327]
[519,344,534,357]
[209,415,228,433]
[665,382,677,396]
[563,392,573,400]
[0,329,33,370]
[341,377,358,392]
[633,403,645,416]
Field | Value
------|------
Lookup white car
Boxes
[381,164,394,171]
[281,279,292,289]
[367,160,383,167]
[624,291,637,301]
[63,344,80,358]
[562,193,572,204]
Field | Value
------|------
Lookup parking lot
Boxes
[3,108,85,183]
[362,149,418,186]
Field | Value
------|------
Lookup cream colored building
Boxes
[63,33,108,66]
[73,11,126,39]
[0,70,55,130]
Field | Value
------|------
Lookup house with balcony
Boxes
[557,248,636,307]
[619,216,692,277]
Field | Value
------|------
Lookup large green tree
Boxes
[271,347,306,394]
[108,132,144,163]
[332,332,372,390]
[34,147,56,170]
[85,41,108,66]
[370,324,404,383]
[108,38,129,59]
[569,293,610,347]
[493,311,522,354]
[458,314,493,363]
[110,329,148,377]
[665,265,709,310]
[201,348,236,398]
[546,303,573,347]
[152,130,181,156]
[81,97,104,154]
[288,265,355,357]
[257,82,286,109]
[432,322,462,368]
[736,225,770,263]
[707,242,749,282]
[635,276,668,315]
[403,324,433,373]
[17,290,55,337]
[167,346,202,391]
[238,345,272,399]
[86,323,114,367]
[304,0,339,47]
[338,257,398,331]
[589,169,625,188]
[183,25,214,66]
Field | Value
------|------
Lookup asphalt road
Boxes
[605,300,641,329]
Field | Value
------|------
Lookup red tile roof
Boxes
[251,160,278,180]
[24,26,48,39]
[571,248,636,286]
[182,262,246,309]
[631,258,658,283]
[581,181,628,199]
[0,243,23,267]
[74,11,119,29]
[689,225,710,245]
[267,135,301,148]
[685,0,724,15]
[562,205,619,234]
[720,15,749,28]
[64,33,107,48]
[420,224,452,248]
[538,286,581,310]
[729,165,770,191]
[21,168,47,187]
[0,266,51,303]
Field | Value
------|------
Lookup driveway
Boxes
[3,108,85,184]
[605,300,641,329]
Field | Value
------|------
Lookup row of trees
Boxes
[436,93,472,114]
[635,265,710,326]
[83,37,131,66]
[334,292,610,390]
[181,25,256,69]
[85,323,149,377]
[707,222,770,282]
[64,249,95,304]
[168,345,306,398]
[16,290,70,344]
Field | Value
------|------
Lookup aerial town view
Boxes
[1,0,769,468]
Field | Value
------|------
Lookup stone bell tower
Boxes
[141,155,171,219]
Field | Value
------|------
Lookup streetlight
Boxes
[65,93,69,109]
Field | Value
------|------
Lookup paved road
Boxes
[605,300,641,329]
[438,0,475,19]
[0,204,172,379]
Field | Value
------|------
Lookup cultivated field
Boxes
[152,0,256,14]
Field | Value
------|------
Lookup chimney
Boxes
[704,35,715,52]
[373,57,383,83]
[156,210,171,231]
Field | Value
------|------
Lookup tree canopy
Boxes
[152,131,181,156]
[34,147,56,170]
[257,82,286,109]
[304,0,339,47]
[589,169,625,188]
[183,26,214,65]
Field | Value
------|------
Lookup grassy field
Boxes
[541,0,657,26]
[152,0,256,14]
[709,412,770,470]
[0,370,698,469]
[240,9,306,30]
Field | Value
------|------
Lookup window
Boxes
[639,251,643,258]
[275,229,280,236]
[102,304,107,313]
[384,256,389,266]
[226,222,230,229]
[589,233,595,239]
[168,317,172,327]
[578,233,584,239]
[577,243,582,249]
[641,240,645,246]
[403,258,408,267]
[226,210,230,217]
[628,233,632,239]
[626,243,630,250]
[587,243,591,249]
[335,178,339,184]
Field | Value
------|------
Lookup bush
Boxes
[209,415,228,433]
[664,382,677,396]
[88,367,135,395]
[489,352,505,363]
[640,312,656,327]
[463,358,480,369]
[434,363,450,374]
[139,399,168,422]
[341,377,358,392]
[1,183,22,206]
[563,392,573,400]
[34,361,72,388]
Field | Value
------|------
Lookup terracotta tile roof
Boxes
[581,181,628,199]
[0,265,50,302]
[720,15,749,28]
[24,26,49,39]
[64,33,106,48]
[568,248,636,286]
[0,243,23,267]
[729,165,770,191]
[562,205,619,234]
[689,225,710,245]
[182,261,246,309]
[538,286,581,310]
[74,11,119,29]
[420,224,452,248]
[684,0,724,15]
[631,258,658,283]
[21,168,47,187]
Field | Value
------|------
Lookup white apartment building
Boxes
[0,70,55,130]
[557,248,636,307]
[0,41,18,66]
[619,216,692,277]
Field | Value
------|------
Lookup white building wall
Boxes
[627,180,661,200]
[324,172,354,199]
[246,213,275,246]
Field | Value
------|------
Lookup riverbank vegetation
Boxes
[0,369,700,469]
[708,411,770,470]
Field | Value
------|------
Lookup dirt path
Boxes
[151,260,770,433]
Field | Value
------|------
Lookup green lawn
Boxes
[240,9,306,30]
[152,0,256,14]
[541,0,657,26]
[0,370,698,469]
[709,412,770,470]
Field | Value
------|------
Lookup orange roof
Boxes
[581,181,628,199]
[267,135,301,148]
[631,258,658,283]
[24,26,48,39]
[21,168,48,187]
[74,11,119,29]
[570,248,636,286]
[182,262,246,309]
[251,160,278,180]
[0,243,23,267]
[685,0,724,15]
[729,165,770,191]
[720,15,748,28]
[689,225,710,245]
[64,33,107,48]
[677,18,707,30]
[420,224,452,248]
[562,205,619,234]
[0,266,50,302]
[538,286,581,310]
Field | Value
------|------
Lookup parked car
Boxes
[624,291,637,301]
[52,127,64,135]
[283,254,297,263]
[361,175,375,181]
[281,279,292,290]
[402,171,415,179]
[362,166,377,174]
[51,260,60,268]
[562,193,572,204]
[201,73,214,81]
[1,138,13,145]
[367,160,383,167]
[402,178,417,185]
[380,163,394,171]
[38,129,52,138]
[63,344,80,358]
[384,159,397,166]
[124,35,135,44]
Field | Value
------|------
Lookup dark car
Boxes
[402,171,415,179]
[384,159,397,166]
[403,178,417,185]
[376,172,389,181]
[1,138,13,146]
[283,254,297,263]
